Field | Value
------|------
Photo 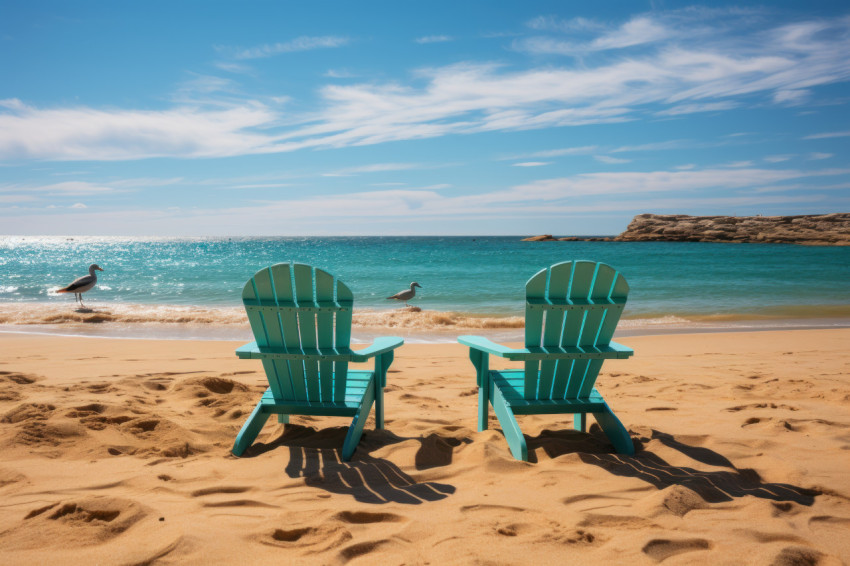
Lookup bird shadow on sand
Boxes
[239,424,457,505]
[525,425,818,505]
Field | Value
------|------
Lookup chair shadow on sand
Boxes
[238,424,459,505]
[527,425,819,506]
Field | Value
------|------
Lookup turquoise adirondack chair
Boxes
[458,261,635,461]
[232,263,403,461]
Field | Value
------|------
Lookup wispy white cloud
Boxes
[512,161,550,167]
[516,16,670,54]
[764,154,793,163]
[227,183,293,189]
[2,166,840,234]
[726,160,754,167]
[321,162,422,177]
[0,194,35,203]
[803,130,850,140]
[215,62,253,74]
[0,178,182,196]
[0,181,117,195]
[506,146,598,160]
[415,35,452,44]
[324,69,357,79]
[808,152,833,160]
[0,100,281,160]
[526,16,603,33]
[70,203,87,209]
[656,101,739,116]
[611,140,692,153]
[227,36,350,60]
[594,155,631,164]
[2,16,850,162]
[773,89,810,105]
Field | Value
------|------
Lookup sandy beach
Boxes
[1,329,848,565]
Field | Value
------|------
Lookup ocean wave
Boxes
[1,302,848,332]
[0,303,526,330]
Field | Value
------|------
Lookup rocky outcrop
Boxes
[521,234,556,241]
[613,213,850,246]
[521,235,612,242]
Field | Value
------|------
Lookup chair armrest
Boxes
[235,338,403,362]
[349,336,404,362]
[457,335,516,357]
[236,341,261,359]
[457,336,634,361]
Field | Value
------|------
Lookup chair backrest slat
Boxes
[243,262,357,404]
[269,263,305,401]
[537,262,572,398]
[249,266,295,400]
[293,264,320,400]
[334,280,353,402]
[523,269,547,398]
[314,268,336,402]
[524,261,629,401]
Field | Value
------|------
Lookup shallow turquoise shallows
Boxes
[2,236,849,320]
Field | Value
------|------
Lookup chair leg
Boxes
[478,385,489,431]
[574,412,587,432]
[470,349,489,431]
[592,401,634,455]
[374,379,384,429]
[491,385,528,461]
[232,399,272,456]
[341,375,376,461]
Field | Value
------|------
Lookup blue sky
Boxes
[1,1,849,235]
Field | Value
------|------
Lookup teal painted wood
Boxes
[490,375,527,461]
[233,262,403,461]
[232,400,272,457]
[524,268,546,401]
[538,262,572,399]
[315,268,335,403]
[469,347,489,431]
[458,260,635,461]
[341,374,376,461]
[335,279,353,403]
[574,412,586,432]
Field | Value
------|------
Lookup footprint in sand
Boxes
[770,546,825,566]
[0,497,149,550]
[0,467,27,488]
[335,510,405,524]
[2,402,56,424]
[726,402,799,412]
[190,485,251,497]
[0,371,42,402]
[259,523,353,553]
[641,538,712,562]
[338,539,405,563]
[174,376,252,415]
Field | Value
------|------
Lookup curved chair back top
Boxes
[242,262,354,402]
[523,261,629,400]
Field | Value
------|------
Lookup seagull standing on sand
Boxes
[56,264,103,307]
[387,282,421,307]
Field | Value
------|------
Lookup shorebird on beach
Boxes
[56,264,103,307]
[387,282,421,307]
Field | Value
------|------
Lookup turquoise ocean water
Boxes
[2,236,849,341]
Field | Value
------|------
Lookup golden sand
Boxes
[0,329,848,564]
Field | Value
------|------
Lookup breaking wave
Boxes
[1,302,847,339]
